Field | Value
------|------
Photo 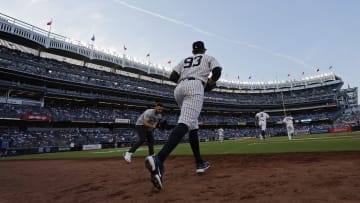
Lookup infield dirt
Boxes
[0,152,359,203]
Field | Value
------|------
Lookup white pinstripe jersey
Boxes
[173,54,221,84]
[172,53,221,130]
[283,116,294,126]
[255,112,270,123]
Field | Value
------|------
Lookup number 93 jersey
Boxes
[173,54,221,84]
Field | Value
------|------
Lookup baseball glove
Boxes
[156,119,169,130]
[204,82,216,92]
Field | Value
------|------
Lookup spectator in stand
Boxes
[0,136,2,156]
[1,139,8,157]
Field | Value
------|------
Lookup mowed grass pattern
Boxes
[2,131,360,160]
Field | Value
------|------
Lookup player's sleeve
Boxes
[173,61,183,74]
[208,56,222,70]
[169,62,182,83]
[143,109,152,121]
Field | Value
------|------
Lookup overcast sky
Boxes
[1,0,359,98]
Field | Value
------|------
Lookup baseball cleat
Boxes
[123,152,132,163]
[145,155,163,191]
[196,161,210,174]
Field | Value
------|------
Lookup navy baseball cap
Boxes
[192,41,207,51]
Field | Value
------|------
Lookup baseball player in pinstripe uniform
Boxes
[255,109,270,140]
[218,128,224,142]
[283,115,294,140]
[145,41,222,191]
[123,103,163,163]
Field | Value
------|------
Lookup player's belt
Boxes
[181,77,205,86]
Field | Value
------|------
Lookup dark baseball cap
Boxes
[192,41,207,51]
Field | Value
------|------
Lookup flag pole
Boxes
[147,54,150,74]
[91,34,95,49]
[281,91,287,117]
[47,19,52,37]
[122,45,127,68]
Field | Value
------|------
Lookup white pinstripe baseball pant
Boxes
[174,79,204,130]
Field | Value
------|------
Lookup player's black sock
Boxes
[157,123,188,163]
[262,130,265,139]
[189,129,203,164]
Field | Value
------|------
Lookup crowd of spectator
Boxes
[1,120,345,149]
[334,108,360,127]
[0,100,355,150]
[0,127,133,149]
[0,45,357,152]
[0,46,341,105]
[0,103,341,125]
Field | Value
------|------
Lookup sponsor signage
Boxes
[329,126,352,133]
[310,129,329,134]
[58,147,71,152]
[237,122,246,126]
[82,144,102,150]
[21,113,52,121]
[114,118,130,124]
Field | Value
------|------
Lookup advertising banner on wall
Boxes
[329,126,352,133]
[21,113,52,121]
[114,118,130,124]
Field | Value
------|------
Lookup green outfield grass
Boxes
[2,131,360,160]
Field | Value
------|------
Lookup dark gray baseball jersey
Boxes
[136,109,162,126]
[172,53,221,130]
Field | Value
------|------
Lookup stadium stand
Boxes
[0,12,358,156]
